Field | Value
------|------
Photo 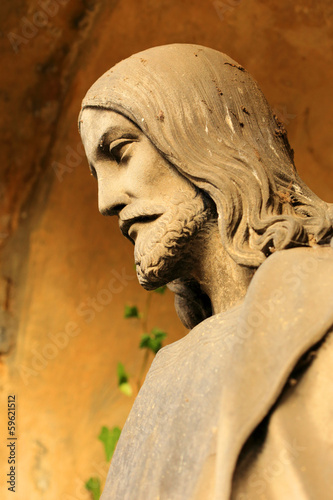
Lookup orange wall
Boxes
[0,1,332,499]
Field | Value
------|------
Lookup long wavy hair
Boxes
[80,44,333,326]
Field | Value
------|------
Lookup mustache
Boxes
[119,202,167,222]
[118,202,167,239]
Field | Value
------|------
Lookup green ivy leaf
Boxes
[117,362,133,396]
[140,334,151,348]
[117,362,128,385]
[151,327,168,340]
[119,382,133,396]
[85,477,101,500]
[98,426,121,461]
[139,327,167,354]
[153,286,167,295]
[124,305,140,318]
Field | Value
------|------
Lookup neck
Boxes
[189,223,253,315]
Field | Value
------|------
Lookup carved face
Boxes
[80,108,213,289]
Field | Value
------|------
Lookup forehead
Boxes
[79,108,139,153]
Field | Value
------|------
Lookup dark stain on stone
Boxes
[157,110,165,122]
[201,100,213,113]
[212,78,223,96]
[224,62,245,72]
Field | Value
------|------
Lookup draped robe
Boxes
[101,244,333,500]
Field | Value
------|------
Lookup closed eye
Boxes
[109,139,135,164]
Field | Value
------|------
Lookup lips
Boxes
[120,215,162,242]
[119,203,166,241]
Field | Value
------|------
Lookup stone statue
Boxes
[78,44,333,500]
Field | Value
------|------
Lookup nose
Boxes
[97,176,131,217]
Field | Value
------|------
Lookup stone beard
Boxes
[134,190,214,290]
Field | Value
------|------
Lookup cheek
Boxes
[126,156,174,195]
[151,157,194,192]
[126,143,196,199]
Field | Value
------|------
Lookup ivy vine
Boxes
[85,285,168,499]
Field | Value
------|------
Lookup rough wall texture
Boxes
[0,0,332,498]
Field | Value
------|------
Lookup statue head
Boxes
[79,44,333,326]
[80,107,215,293]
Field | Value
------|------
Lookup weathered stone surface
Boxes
[0,2,333,499]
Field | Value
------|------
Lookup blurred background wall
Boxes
[0,0,332,498]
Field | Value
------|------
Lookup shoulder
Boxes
[147,305,241,380]
[249,243,333,300]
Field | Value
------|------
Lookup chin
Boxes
[137,274,168,291]
[135,260,175,291]
[135,248,190,291]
